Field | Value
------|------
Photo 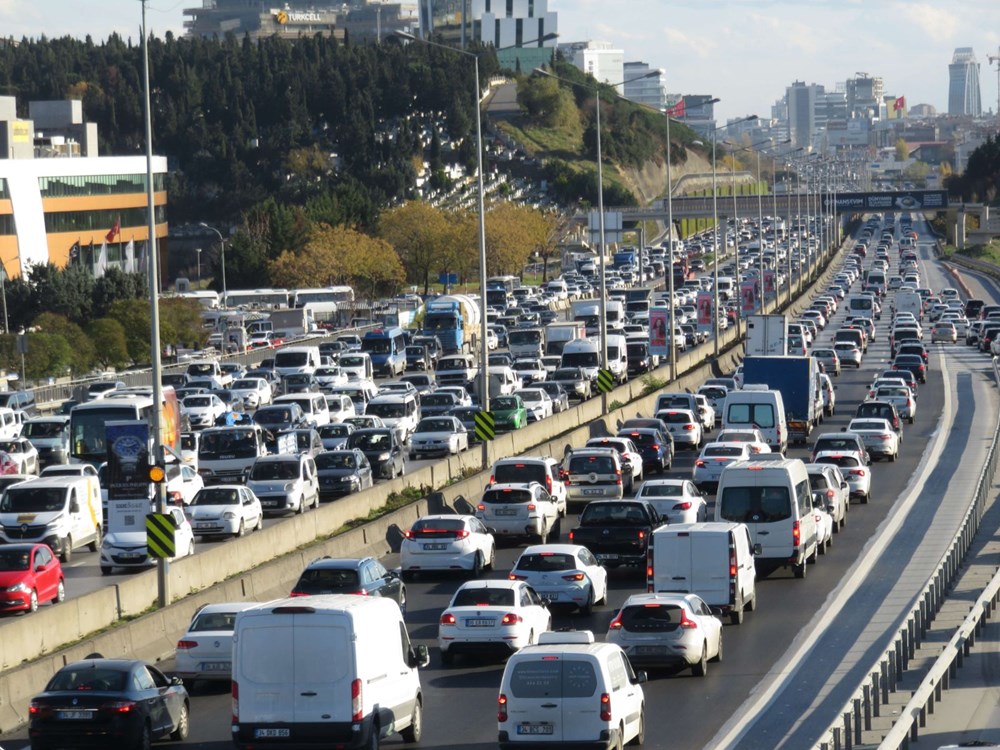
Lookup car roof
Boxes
[305,557,370,569]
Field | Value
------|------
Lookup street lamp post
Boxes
[199,223,227,308]
[665,110,676,379]
[195,248,202,282]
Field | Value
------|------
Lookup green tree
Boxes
[86,318,130,369]
[516,74,578,130]
[31,312,94,374]
[22,332,73,380]
[108,298,150,364]
[160,299,208,352]
[379,201,453,294]
[895,138,909,162]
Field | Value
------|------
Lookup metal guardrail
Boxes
[813,357,1000,750]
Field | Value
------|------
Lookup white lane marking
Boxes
[710,288,956,750]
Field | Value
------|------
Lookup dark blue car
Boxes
[617,427,674,474]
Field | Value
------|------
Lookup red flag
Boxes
[893,96,905,111]
[105,218,120,243]
[666,99,686,118]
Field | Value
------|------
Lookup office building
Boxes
[471,0,557,72]
[623,61,667,110]
[184,0,345,40]
[560,41,624,93]
[948,47,982,116]
[0,96,167,278]
[845,73,883,119]
[786,81,821,148]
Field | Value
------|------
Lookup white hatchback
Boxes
[174,602,258,683]
[509,544,609,615]
[186,484,264,539]
[401,514,496,579]
[634,478,707,524]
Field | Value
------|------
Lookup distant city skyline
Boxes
[2,0,999,122]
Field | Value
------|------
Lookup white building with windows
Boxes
[560,41,624,93]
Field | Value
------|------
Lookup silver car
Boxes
[811,348,841,377]
[832,341,862,368]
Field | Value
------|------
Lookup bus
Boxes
[172,290,220,309]
[291,286,355,306]
[224,288,290,309]
[69,391,181,467]
[486,275,519,294]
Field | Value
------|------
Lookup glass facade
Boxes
[38,173,165,198]
[44,205,166,234]
[0,179,8,199]
[0,215,14,235]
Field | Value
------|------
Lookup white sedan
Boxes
[100,505,195,575]
[181,394,229,429]
[874,385,917,423]
[655,408,703,449]
[438,580,552,665]
[174,602,259,683]
[509,544,609,614]
[806,462,849,532]
[692,442,753,492]
[832,342,862,368]
[513,359,547,385]
[186,484,264,539]
[401,514,496,579]
[715,428,772,456]
[408,417,470,460]
[0,437,39,474]
[607,593,722,676]
[229,377,272,409]
[635,478,708,523]
[846,418,901,462]
[516,388,554,422]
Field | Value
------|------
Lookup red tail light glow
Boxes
[608,613,623,629]
[568,530,575,541]
[792,520,801,547]
[440,613,456,625]
[600,693,612,721]
[680,612,698,629]
[351,678,363,722]
[500,613,522,625]
[695,460,706,468]
[104,700,136,714]
[850,469,866,477]
[498,694,508,722]
[562,573,585,581]
[176,640,198,650]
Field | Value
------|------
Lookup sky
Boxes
[3,0,1000,122]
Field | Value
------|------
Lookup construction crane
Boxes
[988,48,1000,121]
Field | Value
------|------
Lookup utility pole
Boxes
[988,48,1000,129]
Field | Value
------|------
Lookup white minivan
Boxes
[497,630,646,749]
[722,388,788,454]
[714,458,818,579]
[232,595,429,749]
[0,475,102,562]
[273,345,322,377]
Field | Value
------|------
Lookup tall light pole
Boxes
[534,66,659,406]
[199,223,226,307]
[665,109,677,379]
[140,0,168,608]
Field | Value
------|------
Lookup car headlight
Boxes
[283,482,296,492]
[223,511,237,520]
[377,452,391,461]
[7,582,30,594]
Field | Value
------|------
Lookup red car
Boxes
[0,543,65,613]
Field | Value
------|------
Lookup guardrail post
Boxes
[919,704,926,729]
[853,697,862,744]
[833,726,842,750]
[844,711,853,750]
[906,619,915,661]
[863,684,872,730]
[880,661,888,705]
[928,684,935,714]
[918,598,927,640]
[890,647,900,687]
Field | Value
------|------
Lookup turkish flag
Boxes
[106,218,120,243]
[893,96,905,111]
[666,99,686,118]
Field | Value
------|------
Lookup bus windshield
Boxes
[70,405,147,464]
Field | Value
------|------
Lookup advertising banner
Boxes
[108,498,150,534]
[764,270,777,301]
[830,190,947,213]
[740,280,758,316]
[649,307,670,357]
[105,421,150,501]
[696,291,713,332]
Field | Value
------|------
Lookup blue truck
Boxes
[742,355,821,444]
[419,294,481,355]
[613,249,637,271]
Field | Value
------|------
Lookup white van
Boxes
[366,392,419,443]
[338,352,374,381]
[0,475,102,562]
[497,630,646,749]
[232,595,429,749]
[274,345,322,378]
[647,522,757,624]
[605,334,629,384]
[715,277,736,301]
[560,338,601,382]
[0,406,21,439]
[714,458,818,578]
[722,388,788,454]
[473,367,520,398]
[274,392,331,428]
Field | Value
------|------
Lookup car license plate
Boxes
[634,645,668,656]
[465,618,495,627]
[255,728,291,738]
[57,711,93,720]
[583,489,603,496]
[423,543,446,550]
[196,522,215,529]
[120,552,141,560]
[494,509,518,516]
[518,723,554,735]
[202,662,230,671]
[596,553,619,561]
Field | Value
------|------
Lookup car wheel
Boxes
[729,598,744,625]
[747,591,757,612]
[60,537,72,564]
[365,721,380,750]
[628,708,645,746]
[235,520,245,539]
[712,633,723,663]
[27,589,38,613]
[908,416,914,424]
[818,537,826,555]
[170,702,190,742]
[580,586,594,616]
[862,492,870,505]
[256,514,264,532]
[537,521,549,544]
[101,566,113,576]
[135,721,152,750]
[471,552,484,578]
[692,644,709,677]
[297,496,306,514]
[793,559,807,579]
[88,526,101,553]
[401,698,422,743]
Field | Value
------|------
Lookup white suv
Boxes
[475,482,560,543]
[497,630,646,748]
[489,456,567,517]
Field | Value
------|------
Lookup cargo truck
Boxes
[420,294,481,355]
[742,355,821,444]
[544,321,586,355]
[745,314,788,357]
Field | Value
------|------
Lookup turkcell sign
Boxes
[831,190,948,213]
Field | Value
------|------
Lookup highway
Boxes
[7,216,992,749]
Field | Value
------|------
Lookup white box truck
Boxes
[646,522,758,625]
[745,315,787,357]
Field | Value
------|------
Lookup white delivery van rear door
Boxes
[293,618,353,723]
[689,529,730,607]
[653,529,691,594]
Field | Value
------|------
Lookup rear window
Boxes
[47,667,128,692]
[619,604,684,632]
[814,438,860,453]
[516,553,576,572]
[453,588,515,607]
[569,455,615,474]
[294,568,360,593]
[638,482,682,497]
[726,403,776,429]
[851,421,885,431]
[493,462,546,485]
[482,488,533,505]
[816,455,861,468]
[509,659,597,699]
[808,473,830,491]
[718,486,791,523]
[660,411,693,424]
[704,445,743,457]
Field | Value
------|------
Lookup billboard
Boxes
[649,307,669,357]
[740,280,758,316]
[763,270,777,301]
[829,190,947,213]
[105,421,152,535]
[696,291,713,332]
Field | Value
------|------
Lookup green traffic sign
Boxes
[596,369,614,394]
[474,410,496,442]
[146,512,176,559]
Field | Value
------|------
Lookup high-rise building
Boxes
[471,0,557,72]
[623,61,666,110]
[948,47,982,116]
[559,41,624,93]
[786,81,821,148]
[845,73,883,118]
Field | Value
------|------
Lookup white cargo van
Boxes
[560,338,601,382]
[274,345,322,378]
[232,595,429,749]
[722,389,788,454]
[366,392,419,443]
[647,522,757,624]
[273,392,331,428]
[497,630,646,749]
[714,458,818,578]
[0,475,102,562]
[605,334,629,384]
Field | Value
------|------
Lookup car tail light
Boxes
[29,702,41,715]
[455,530,470,539]
[439,612,457,626]
[509,573,528,580]
[879,434,892,440]
[498,694,508,722]
[600,693,612,721]
[501,613,522,625]
[825,489,835,499]
[104,700,136,714]
[679,611,698,629]
[684,424,695,431]
[489,474,495,485]
[792,520,801,547]
[168,491,184,505]
[527,503,536,511]
[351,678,363,722]
[615,470,622,486]
[403,530,414,540]
[349,589,369,596]
[289,591,310,598]
[729,544,737,578]
[695,460,706,468]
[850,469,867,477]
[545,475,553,494]
[568,530,575,541]
[563,572,585,581]
[232,681,239,722]
[176,640,198,650]
[477,503,485,511]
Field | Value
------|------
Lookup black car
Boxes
[347,427,405,480]
[28,658,189,748]
[405,344,431,371]
[315,449,374,499]
[626,341,653,376]
[411,335,444,367]
[419,392,460,418]
[855,400,903,434]
[291,556,406,612]
[617,427,674,473]
[892,354,927,383]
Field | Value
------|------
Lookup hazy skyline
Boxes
[3,1,999,121]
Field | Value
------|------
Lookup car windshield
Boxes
[199,429,258,459]
[184,397,212,408]
[494,397,518,410]
[319,424,351,438]
[422,394,454,406]
[193,488,240,506]
[316,452,358,470]
[0,486,66,513]
[0,548,31,570]
[47,667,128,693]
[704,445,744,457]
[569,455,615,474]
[249,460,299,481]
[452,587,516,607]
[515,553,576,572]
[254,408,294,426]
[817,455,862,468]
[23,422,65,438]
[718,486,791,523]
[579,503,646,525]
[561,352,599,367]
[366,403,405,419]
[350,432,392,451]
[416,418,454,433]
[189,610,239,632]
[850,421,886,431]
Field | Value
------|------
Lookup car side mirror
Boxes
[410,644,430,669]
[36,563,46,572]
[633,671,648,685]
[171,675,185,686]
[752,543,763,556]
